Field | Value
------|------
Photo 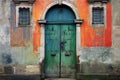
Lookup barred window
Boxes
[19,8,30,25]
[92,7,104,24]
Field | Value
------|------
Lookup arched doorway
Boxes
[38,1,83,78]
[44,5,76,78]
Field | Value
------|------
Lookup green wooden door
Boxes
[45,24,61,77]
[44,5,76,78]
[61,24,76,77]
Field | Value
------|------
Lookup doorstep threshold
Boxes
[45,78,76,80]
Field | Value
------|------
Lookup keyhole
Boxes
[52,27,54,31]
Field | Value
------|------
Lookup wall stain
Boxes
[2,53,12,64]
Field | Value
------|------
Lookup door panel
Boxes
[45,24,60,77]
[45,5,76,78]
[61,24,76,77]
[45,24,76,78]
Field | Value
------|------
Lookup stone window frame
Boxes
[90,3,106,27]
[16,5,32,27]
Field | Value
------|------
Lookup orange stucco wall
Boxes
[32,0,51,51]
[32,0,112,51]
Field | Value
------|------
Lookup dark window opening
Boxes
[19,8,30,25]
[92,7,104,24]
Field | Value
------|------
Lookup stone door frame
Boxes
[38,1,82,65]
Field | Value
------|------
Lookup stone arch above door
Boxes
[38,1,83,63]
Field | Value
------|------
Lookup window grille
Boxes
[92,7,104,24]
[88,0,110,3]
[19,8,30,25]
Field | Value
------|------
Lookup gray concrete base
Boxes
[0,74,120,80]
[77,73,120,80]
[0,74,41,80]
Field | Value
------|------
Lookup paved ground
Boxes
[45,78,76,80]
[0,74,120,80]
[0,74,41,80]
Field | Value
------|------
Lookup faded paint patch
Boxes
[11,42,38,64]
[0,0,10,45]
[0,0,12,65]
[80,47,112,63]
[0,27,10,45]
[112,0,120,26]
[10,27,32,47]
[10,2,32,47]
[112,0,120,64]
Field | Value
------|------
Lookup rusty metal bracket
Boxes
[38,20,46,24]
[74,19,84,24]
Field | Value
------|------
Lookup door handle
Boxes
[60,41,66,51]
[65,51,71,56]
[51,53,56,56]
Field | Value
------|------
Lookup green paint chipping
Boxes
[11,42,38,64]
[24,44,38,64]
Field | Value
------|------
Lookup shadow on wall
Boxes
[1,53,12,64]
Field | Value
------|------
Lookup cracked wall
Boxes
[0,0,119,75]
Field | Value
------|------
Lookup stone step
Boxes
[45,78,76,80]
